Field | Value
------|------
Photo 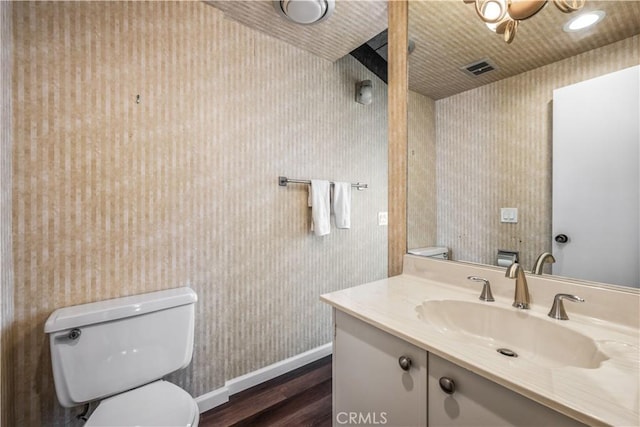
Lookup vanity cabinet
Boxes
[333,309,585,427]
[429,354,585,427]
[333,309,427,426]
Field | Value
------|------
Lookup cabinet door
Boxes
[333,309,427,426]
[428,354,586,426]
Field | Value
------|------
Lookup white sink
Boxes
[416,300,609,369]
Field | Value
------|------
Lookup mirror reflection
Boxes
[406,0,640,288]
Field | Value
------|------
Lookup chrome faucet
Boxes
[505,263,530,309]
[532,252,556,275]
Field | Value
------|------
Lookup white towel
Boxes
[332,182,351,229]
[308,180,331,236]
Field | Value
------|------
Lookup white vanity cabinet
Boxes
[333,309,586,427]
[333,309,428,426]
[428,354,586,427]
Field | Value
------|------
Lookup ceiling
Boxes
[206,1,388,62]
[409,0,640,99]
[207,1,640,100]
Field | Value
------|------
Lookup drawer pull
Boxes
[398,355,412,371]
[439,376,456,394]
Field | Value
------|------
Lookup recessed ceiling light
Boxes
[563,10,606,32]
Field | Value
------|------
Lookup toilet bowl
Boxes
[45,287,200,426]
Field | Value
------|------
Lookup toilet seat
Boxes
[86,380,199,427]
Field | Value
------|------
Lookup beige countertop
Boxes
[321,256,640,427]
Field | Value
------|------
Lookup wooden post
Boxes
[388,0,408,276]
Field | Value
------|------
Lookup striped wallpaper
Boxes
[6,2,388,425]
[407,90,436,251]
[429,35,639,270]
[1,2,13,427]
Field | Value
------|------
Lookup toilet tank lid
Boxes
[44,287,197,333]
[408,246,449,256]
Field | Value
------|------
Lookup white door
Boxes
[552,65,639,287]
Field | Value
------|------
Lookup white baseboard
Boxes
[195,386,230,413]
[195,342,332,414]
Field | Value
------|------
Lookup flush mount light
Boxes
[563,10,606,32]
[273,0,335,25]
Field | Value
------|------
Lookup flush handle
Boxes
[555,234,569,243]
[398,355,412,371]
[67,328,82,341]
[439,377,456,394]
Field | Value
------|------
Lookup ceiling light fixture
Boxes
[273,0,335,25]
[463,0,586,44]
[563,10,606,32]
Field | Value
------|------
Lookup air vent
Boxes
[461,58,497,77]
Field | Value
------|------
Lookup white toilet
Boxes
[44,287,200,427]
[408,246,449,259]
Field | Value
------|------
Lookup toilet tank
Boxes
[408,246,449,259]
[44,287,197,408]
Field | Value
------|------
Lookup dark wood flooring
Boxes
[199,355,333,427]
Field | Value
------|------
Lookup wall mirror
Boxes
[406,0,640,288]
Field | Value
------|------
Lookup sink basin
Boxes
[416,300,609,369]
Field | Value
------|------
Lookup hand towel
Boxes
[308,180,331,236]
[332,182,351,229]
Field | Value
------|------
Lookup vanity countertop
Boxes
[320,256,640,427]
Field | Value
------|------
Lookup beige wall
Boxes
[1,2,13,427]
[433,35,639,270]
[407,90,436,250]
[7,2,388,425]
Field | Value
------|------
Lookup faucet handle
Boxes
[467,276,495,302]
[548,293,584,320]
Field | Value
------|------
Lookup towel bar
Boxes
[278,176,368,191]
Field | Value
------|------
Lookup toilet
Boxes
[408,246,450,259]
[44,287,200,427]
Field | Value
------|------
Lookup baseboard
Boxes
[195,342,332,414]
[195,386,230,413]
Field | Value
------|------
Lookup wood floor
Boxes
[199,356,333,427]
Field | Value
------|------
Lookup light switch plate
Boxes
[500,208,518,223]
[378,212,388,226]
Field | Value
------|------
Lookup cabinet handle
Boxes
[439,377,456,394]
[398,355,412,371]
